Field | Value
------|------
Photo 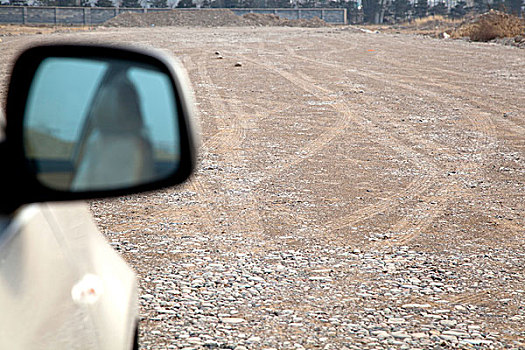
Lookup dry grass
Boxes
[363,15,461,37]
[411,15,459,27]
[407,15,461,36]
[452,10,525,41]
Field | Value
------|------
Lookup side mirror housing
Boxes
[1,44,198,213]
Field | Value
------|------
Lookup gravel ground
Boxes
[1,26,524,349]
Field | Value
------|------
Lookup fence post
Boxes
[83,7,91,25]
[22,6,27,24]
[54,7,58,24]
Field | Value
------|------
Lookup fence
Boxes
[0,6,347,25]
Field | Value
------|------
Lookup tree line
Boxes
[361,0,523,23]
[4,0,524,23]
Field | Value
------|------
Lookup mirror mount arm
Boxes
[0,140,25,214]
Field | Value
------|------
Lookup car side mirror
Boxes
[1,44,198,213]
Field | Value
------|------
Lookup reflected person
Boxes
[72,69,155,191]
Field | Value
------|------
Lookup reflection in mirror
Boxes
[23,57,181,192]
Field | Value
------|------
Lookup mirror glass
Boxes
[23,57,181,192]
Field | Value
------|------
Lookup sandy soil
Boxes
[0,26,524,348]
[0,24,93,36]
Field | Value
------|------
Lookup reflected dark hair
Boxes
[91,72,144,133]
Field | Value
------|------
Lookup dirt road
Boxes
[1,27,524,349]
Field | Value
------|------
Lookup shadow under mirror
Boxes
[23,56,181,192]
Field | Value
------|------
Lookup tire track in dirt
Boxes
[233,45,508,246]
[192,39,515,247]
[449,290,495,306]
[248,36,519,246]
[174,54,221,233]
[235,51,433,173]
[356,67,522,140]
[168,54,241,234]
[286,45,524,140]
[317,40,524,112]
[192,61,246,152]
[286,33,518,86]
[231,51,447,244]
[186,50,330,238]
[303,44,524,141]
[286,48,497,142]
[382,183,461,247]
[281,51,497,244]
[282,51,496,154]
[181,53,272,239]
[287,48,508,173]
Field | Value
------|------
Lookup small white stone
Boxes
[440,334,458,342]
[443,330,468,338]
[141,294,154,300]
[372,330,391,339]
[391,331,411,339]
[460,339,493,345]
[222,317,246,324]
[411,332,429,339]
[402,303,432,309]
[187,337,202,345]
[454,305,467,311]
[387,318,406,324]
[440,319,457,327]
[247,336,261,343]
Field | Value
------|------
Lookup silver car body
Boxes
[0,202,137,350]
